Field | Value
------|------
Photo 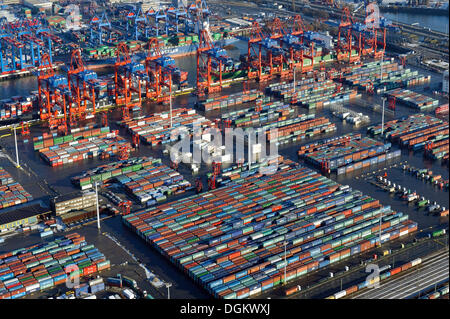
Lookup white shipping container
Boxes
[249,287,261,296]
[411,258,422,267]
[399,230,408,237]
[334,290,346,299]
[26,283,40,292]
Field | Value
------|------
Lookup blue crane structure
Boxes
[89,12,112,45]
[36,54,70,133]
[166,5,188,34]
[126,7,147,41]
[114,42,148,120]
[187,0,209,33]
[196,29,233,95]
[66,49,99,125]
[1,17,38,73]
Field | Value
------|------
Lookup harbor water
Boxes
[381,11,449,34]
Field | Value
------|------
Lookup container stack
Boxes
[424,139,449,160]
[221,101,296,128]
[0,97,33,121]
[0,233,111,299]
[115,159,191,205]
[122,160,417,299]
[367,114,449,156]
[34,125,107,151]
[33,127,132,167]
[216,155,284,186]
[259,114,336,145]
[266,79,360,109]
[297,133,399,175]
[198,90,265,112]
[385,89,439,111]
[0,167,33,210]
[341,60,430,93]
[122,108,216,147]
[265,78,316,96]
[71,157,163,190]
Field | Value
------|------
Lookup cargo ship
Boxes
[84,37,240,69]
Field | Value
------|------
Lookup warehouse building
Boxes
[0,201,50,232]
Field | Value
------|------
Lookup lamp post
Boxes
[165,282,172,299]
[95,182,100,230]
[169,90,173,128]
[284,241,288,285]
[13,124,20,168]
[379,208,383,247]
[380,54,385,139]
[381,97,386,138]
[293,66,296,94]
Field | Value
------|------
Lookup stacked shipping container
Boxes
[71,157,163,189]
[123,160,417,299]
[221,101,296,128]
[0,167,33,210]
[0,233,110,299]
[33,126,132,167]
[385,89,439,111]
[198,90,265,112]
[297,133,400,174]
[367,114,449,159]
[122,108,216,147]
[116,159,191,205]
[258,115,336,145]
[265,79,360,109]
[341,60,430,93]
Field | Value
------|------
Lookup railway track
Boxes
[351,250,449,299]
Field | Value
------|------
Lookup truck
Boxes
[122,288,136,299]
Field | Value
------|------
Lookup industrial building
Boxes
[0,202,50,232]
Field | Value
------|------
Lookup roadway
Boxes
[351,249,449,299]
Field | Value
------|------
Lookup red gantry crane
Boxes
[114,42,147,121]
[36,54,69,133]
[196,29,213,95]
[337,7,360,64]
[67,49,98,126]
[196,26,234,95]
[118,200,132,215]
[145,38,172,103]
[263,18,290,78]
[245,21,265,81]
[280,15,315,75]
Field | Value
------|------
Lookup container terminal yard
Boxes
[0,0,448,304]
